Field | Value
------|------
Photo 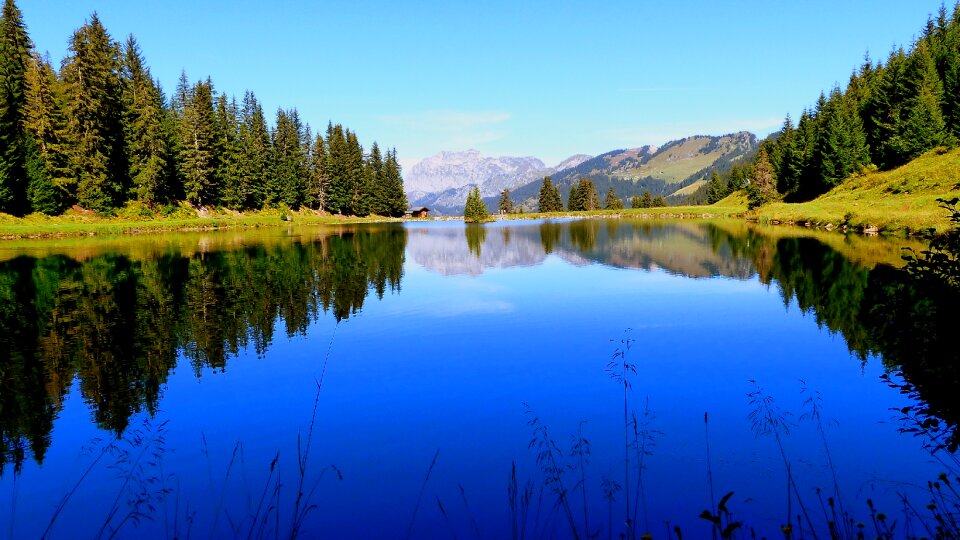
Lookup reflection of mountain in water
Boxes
[548,220,757,278]
[407,225,546,276]
[409,220,758,279]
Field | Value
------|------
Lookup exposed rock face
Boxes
[405,150,595,215]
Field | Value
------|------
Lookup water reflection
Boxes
[1,217,957,477]
[0,225,407,472]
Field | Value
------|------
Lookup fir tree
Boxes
[498,188,514,214]
[365,142,386,215]
[812,88,871,192]
[568,177,598,211]
[746,147,778,209]
[630,195,642,208]
[463,185,488,222]
[305,133,327,210]
[706,171,725,204]
[537,176,562,212]
[604,186,623,209]
[178,78,218,206]
[214,95,243,209]
[120,35,170,204]
[651,195,667,207]
[0,0,32,214]
[238,91,270,209]
[270,107,307,208]
[61,14,125,212]
[890,40,952,161]
[639,190,653,208]
[24,51,68,214]
[345,129,367,216]
[324,123,351,214]
[382,148,407,217]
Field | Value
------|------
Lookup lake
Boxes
[0,218,956,539]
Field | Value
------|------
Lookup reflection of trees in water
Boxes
[0,226,407,473]
[716,214,960,452]
[539,222,561,255]
[464,224,487,258]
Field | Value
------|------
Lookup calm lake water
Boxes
[0,218,955,538]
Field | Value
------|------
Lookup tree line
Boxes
[0,0,406,217]
[524,176,665,213]
[706,4,960,208]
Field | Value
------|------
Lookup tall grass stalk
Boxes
[704,412,717,540]
[405,449,441,540]
[41,443,110,539]
[524,403,580,540]
[606,332,637,538]
[747,381,818,539]
[800,382,851,539]
[572,421,591,538]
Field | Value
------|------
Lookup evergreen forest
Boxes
[0,0,406,218]
[705,3,960,206]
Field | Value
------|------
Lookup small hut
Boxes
[404,207,430,218]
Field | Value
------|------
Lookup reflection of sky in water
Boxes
[0,220,942,539]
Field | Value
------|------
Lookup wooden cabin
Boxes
[404,207,430,218]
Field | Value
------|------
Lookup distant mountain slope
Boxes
[405,151,592,215]
[405,150,546,196]
[497,132,757,211]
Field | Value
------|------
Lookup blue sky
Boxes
[23,1,942,169]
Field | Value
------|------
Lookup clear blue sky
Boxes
[23,0,943,169]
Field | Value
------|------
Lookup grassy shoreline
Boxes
[0,207,403,240]
[2,147,958,240]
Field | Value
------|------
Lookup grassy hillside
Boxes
[496,132,757,210]
[755,147,960,234]
[626,136,744,184]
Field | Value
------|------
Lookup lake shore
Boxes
[0,199,952,240]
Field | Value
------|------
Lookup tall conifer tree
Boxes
[24,52,68,214]
[0,0,31,214]
[178,79,218,206]
[121,35,170,204]
[61,14,125,212]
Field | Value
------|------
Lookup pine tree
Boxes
[178,78,218,206]
[24,51,68,214]
[214,95,243,209]
[604,186,623,209]
[305,133,327,210]
[568,177,598,211]
[639,190,653,208]
[706,171,725,204]
[61,14,125,212]
[651,195,667,207]
[365,141,386,215]
[324,123,351,214]
[537,176,562,212]
[0,0,32,214]
[382,148,407,217]
[120,35,170,204]
[345,129,367,216]
[811,88,871,192]
[238,91,270,209]
[889,40,952,162]
[498,188,514,214]
[463,185,488,222]
[270,108,307,208]
[746,147,778,209]
[630,195,642,208]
